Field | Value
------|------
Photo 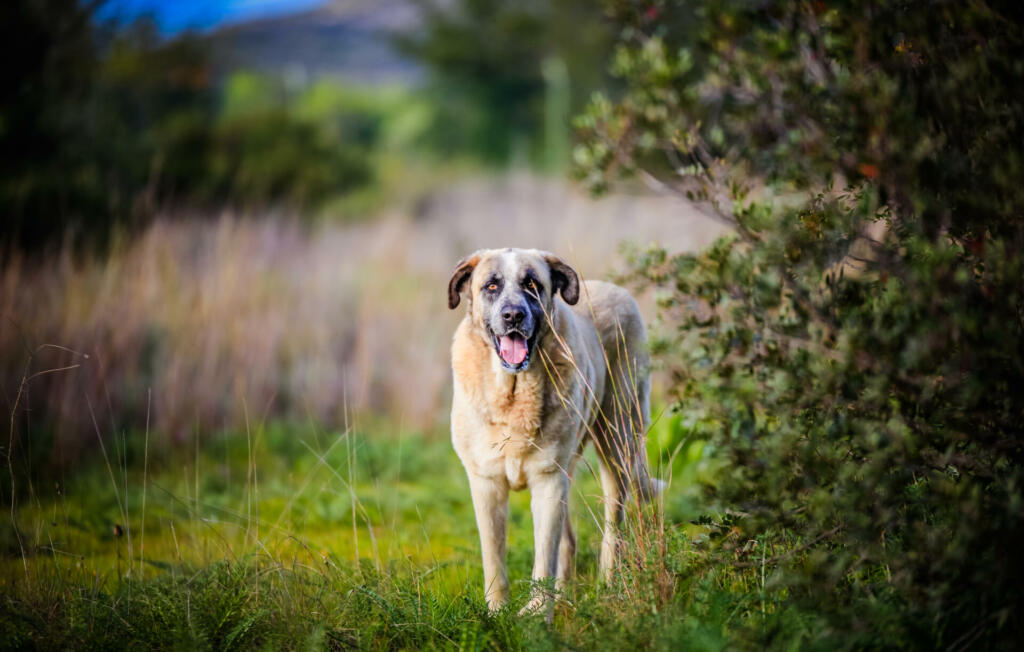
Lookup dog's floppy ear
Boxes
[448,252,481,309]
[545,255,580,305]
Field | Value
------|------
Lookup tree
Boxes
[575,1,1024,647]
[0,0,102,250]
[398,0,616,165]
[0,2,382,253]
[0,3,217,252]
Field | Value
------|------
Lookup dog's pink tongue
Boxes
[499,334,528,365]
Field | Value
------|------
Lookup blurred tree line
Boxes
[399,0,616,167]
[576,0,1023,647]
[1,0,618,253]
[1,1,398,252]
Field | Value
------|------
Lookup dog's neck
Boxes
[453,302,573,442]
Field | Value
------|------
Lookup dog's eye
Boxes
[487,283,499,291]
[524,280,538,291]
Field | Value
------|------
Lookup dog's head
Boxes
[448,248,579,373]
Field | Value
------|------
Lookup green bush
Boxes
[204,109,373,210]
[576,1,1024,647]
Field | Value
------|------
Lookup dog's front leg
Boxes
[520,470,568,621]
[468,473,510,610]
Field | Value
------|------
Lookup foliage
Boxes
[398,0,617,167]
[576,0,1024,648]
[201,75,389,209]
[1,0,110,251]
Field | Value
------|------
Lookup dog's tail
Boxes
[636,469,667,503]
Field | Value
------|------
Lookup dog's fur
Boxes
[447,248,662,618]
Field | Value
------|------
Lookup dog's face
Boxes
[448,248,579,373]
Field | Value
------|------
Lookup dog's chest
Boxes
[485,373,547,488]
[487,372,543,428]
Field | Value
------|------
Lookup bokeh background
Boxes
[2,0,724,467]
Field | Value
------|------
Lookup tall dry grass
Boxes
[2,174,727,466]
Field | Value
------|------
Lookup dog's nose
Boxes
[502,306,525,326]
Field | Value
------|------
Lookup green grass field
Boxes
[0,412,801,650]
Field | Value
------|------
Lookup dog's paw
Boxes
[518,595,554,622]
[485,591,511,614]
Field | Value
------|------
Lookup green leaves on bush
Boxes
[579,1,1024,647]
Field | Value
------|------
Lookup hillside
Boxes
[206,0,425,83]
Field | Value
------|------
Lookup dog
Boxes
[447,247,663,618]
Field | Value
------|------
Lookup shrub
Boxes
[575,1,1024,647]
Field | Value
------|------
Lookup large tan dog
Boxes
[447,247,663,618]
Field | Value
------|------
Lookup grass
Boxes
[0,410,797,650]
[0,185,765,649]
[0,177,727,463]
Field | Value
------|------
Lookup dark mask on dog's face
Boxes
[447,249,580,373]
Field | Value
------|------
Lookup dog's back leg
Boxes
[557,500,576,585]
[603,331,661,502]
[593,420,630,581]
[592,331,663,580]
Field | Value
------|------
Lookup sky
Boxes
[98,0,328,34]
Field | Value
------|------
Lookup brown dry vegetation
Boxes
[2,174,726,466]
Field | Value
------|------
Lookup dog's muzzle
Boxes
[490,303,537,372]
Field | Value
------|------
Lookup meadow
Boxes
[5,0,1022,648]
[3,419,740,650]
[2,177,759,650]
